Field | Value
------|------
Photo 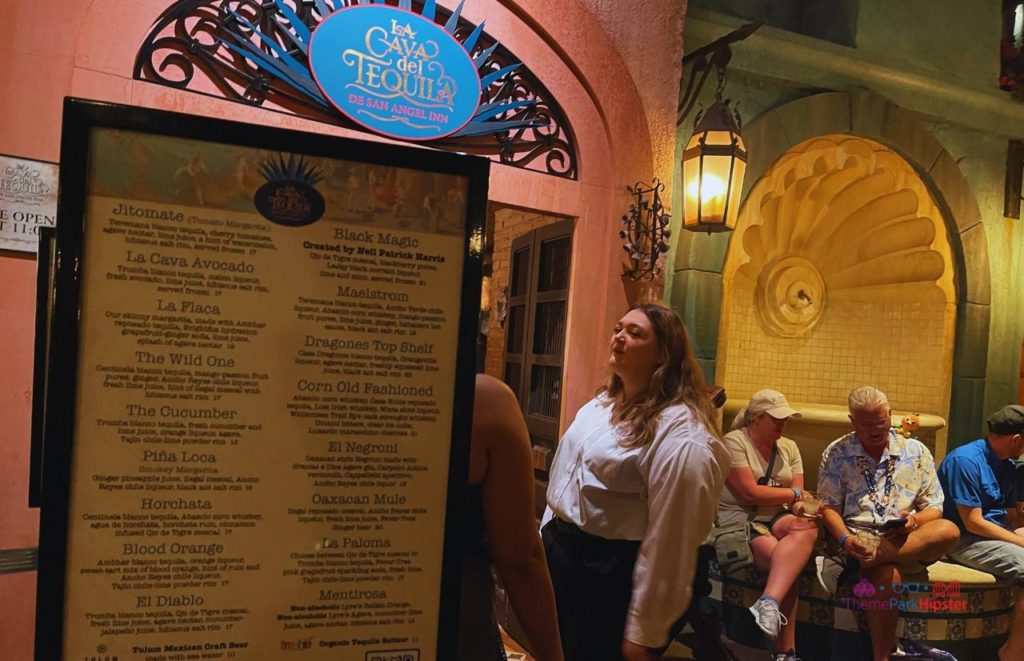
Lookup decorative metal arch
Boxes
[134,0,579,179]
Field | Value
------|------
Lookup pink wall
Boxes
[0,254,38,660]
[0,2,681,658]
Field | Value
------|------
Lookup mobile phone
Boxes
[879,518,907,532]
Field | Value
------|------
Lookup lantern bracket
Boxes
[678,22,761,128]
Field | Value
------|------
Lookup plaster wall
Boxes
[674,7,1024,446]
[579,0,685,210]
[0,1,683,658]
[857,0,1001,84]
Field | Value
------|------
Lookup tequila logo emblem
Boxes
[253,154,325,226]
[0,162,50,204]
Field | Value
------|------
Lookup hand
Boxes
[843,535,876,563]
[887,510,917,538]
[622,640,659,661]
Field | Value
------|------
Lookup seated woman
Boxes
[458,374,563,661]
[715,389,818,661]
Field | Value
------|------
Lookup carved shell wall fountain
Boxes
[718,135,956,426]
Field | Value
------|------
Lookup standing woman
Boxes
[542,302,729,661]
[715,390,818,661]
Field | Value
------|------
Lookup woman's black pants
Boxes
[542,517,642,661]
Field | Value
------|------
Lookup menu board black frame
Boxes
[29,224,57,507]
[35,97,488,661]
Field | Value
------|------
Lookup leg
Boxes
[762,516,818,603]
[542,522,588,661]
[866,518,960,567]
[749,533,777,574]
[749,516,818,652]
[947,536,1024,660]
[861,563,901,661]
[764,516,818,653]
[542,520,637,661]
[774,582,799,655]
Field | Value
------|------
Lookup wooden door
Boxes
[502,220,573,494]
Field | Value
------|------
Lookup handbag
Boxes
[711,523,753,574]
[713,442,780,574]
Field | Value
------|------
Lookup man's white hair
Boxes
[848,386,889,414]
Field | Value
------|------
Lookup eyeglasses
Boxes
[853,417,891,430]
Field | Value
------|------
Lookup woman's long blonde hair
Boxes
[600,302,721,448]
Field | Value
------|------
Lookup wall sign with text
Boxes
[35,99,487,661]
[0,154,58,253]
[136,0,580,178]
[310,5,482,140]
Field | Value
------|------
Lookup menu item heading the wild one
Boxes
[59,128,470,660]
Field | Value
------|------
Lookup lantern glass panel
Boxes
[725,156,747,230]
[682,125,747,231]
[688,152,733,227]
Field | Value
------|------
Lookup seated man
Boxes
[938,404,1024,661]
[815,386,960,661]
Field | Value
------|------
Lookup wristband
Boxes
[838,533,849,549]
[791,487,802,502]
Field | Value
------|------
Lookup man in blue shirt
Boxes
[938,404,1024,661]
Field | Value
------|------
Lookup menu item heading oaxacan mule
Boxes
[310,5,481,140]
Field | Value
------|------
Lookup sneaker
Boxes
[773,651,801,661]
[892,638,958,660]
[815,554,846,595]
[748,596,787,638]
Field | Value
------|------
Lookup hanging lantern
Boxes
[681,99,747,233]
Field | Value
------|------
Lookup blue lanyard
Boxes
[858,454,897,520]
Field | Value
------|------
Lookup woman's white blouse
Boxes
[543,396,728,648]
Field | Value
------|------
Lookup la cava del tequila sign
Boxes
[310,5,481,141]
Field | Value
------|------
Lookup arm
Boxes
[624,418,723,649]
[725,467,802,507]
[1008,505,1024,530]
[473,376,564,661]
[1007,464,1023,529]
[816,443,872,561]
[957,504,1024,546]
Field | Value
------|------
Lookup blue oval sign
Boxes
[309,5,482,141]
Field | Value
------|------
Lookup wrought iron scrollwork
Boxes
[134,0,578,179]
[619,178,671,281]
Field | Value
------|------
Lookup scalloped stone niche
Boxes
[718,135,956,432]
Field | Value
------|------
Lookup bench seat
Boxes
[706,558,1016,660]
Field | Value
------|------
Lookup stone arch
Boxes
[672,91,990,444]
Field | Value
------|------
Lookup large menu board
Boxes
[36,100,487,661]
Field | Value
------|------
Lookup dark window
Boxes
[1002,1,1024,96]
